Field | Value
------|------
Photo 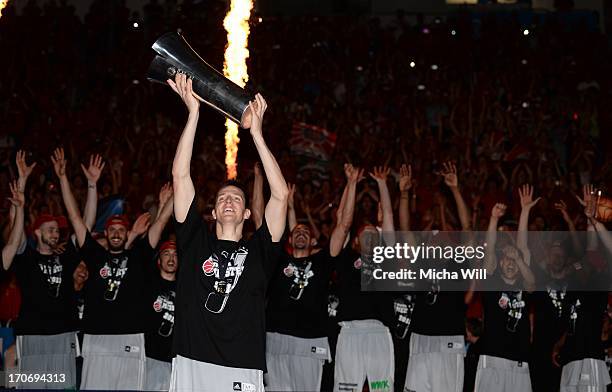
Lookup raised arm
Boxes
[507,245,536,292]
[148,183,174,248]
[15,150,36,247]
[398,164,412,232]
[584,188,612,258]
[287,183,297,232]
[554,199,581,256]
[249,94,289,242]
[440,161,471,230]
[329,164,362,257]
[2,181,25,270]
[251,162,265,230]
[169,74,200,222]
[52,148,88,247]
[370,166,395,237]
[126,213,151,250]
[517,184,540,262]
[485,203,506,275]
[80,154,105,230]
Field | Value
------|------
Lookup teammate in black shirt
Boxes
[169,73,288,392]
[144,240,178,391]
[53,147,173,390]
[333,165,396,392]
[404,162,472,392]
[1,150,103,389]
[265,164,360,391]
[552,196,612,392]
[476,187,537,392]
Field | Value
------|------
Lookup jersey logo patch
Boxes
[202,258,215,276]
[283,265,295,277]
[100,265,110,278]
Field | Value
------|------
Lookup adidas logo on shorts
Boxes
[233,382,256,392]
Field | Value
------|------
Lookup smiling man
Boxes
[53,147,174,391]
[169,74,288,392]
[265,165,360,392]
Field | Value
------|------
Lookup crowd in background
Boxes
[0,0,611,390]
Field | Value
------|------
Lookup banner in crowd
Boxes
[289,122,337,183]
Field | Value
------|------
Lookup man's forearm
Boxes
[59,176,87,246]
[252,134,288,201]
[172,111,199,179]
[485,217,499,274]
[451,187,471,230]
[376,179,394,232]
[2,205,24,270]
[516,255,536,291]
[83,182,98,231]
[517,207,530,252]
[399,190,410,232]
[252,174,264,229]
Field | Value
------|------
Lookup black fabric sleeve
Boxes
[174,196,208,249]
[78,231,109,269]
[252,217,282,280]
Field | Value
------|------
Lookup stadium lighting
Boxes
[523,29,529,36]
[133,22,139,28]
[409,61,416,68]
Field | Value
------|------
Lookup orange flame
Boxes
[0,0,10,18]
[223,0,253,180]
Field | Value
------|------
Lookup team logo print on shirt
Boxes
[498,295,509,309]
[100,265,110,278]
[39,255,63,298]
[202,258,215,276]
[328,294,340,317]
[499,291,525,332]
[101,256,129,301]
[354,258,362,269]
[153,290,176,337]
[283,265,295,277]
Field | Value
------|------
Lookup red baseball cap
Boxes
[104,214,129,230]
[159,240,177,252]
[33,214,59,231]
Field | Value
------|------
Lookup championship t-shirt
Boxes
[531,272,572,354]
[266,249,336,338]
[480,272,531,362]
[78,232,155,334]
[560,290,607,364]
[334,248,394,325]
[173,199,281,371]
[5,244,80,335]
[145,275,176,362]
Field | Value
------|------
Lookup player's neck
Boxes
[160,271,176,281]
[501,275,518,286]
[36,243,54,256]
[216,222,243,242]
[292,248,311,258]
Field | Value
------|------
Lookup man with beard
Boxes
[475,186,537,392]
[169,74,288,392]
[51,147,174,390]
[1,150,104,389]
[144,240,178,391]
[264,164,361,392]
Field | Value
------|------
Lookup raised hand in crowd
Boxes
[2,180,26,270]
